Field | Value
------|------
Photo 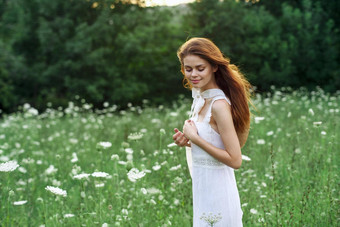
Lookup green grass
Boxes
[0,87,339,226]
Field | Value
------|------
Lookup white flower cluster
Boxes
[92,172,110,178]
[0,161,19,172]
[45,186,67,197]
[200,212,222,226]
[98,142,112,149]
[127,168,146,182]
[169,164,181,171]
[13,200,27,205]
[73,173,91,180]
[242,155,251,161]
[127,132,143,140]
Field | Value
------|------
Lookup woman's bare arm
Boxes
[183,100,242,169]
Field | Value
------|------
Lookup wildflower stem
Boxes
[270,145,280,226]
[159,132,163,153]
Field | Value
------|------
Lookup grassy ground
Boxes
[0,87,339,226]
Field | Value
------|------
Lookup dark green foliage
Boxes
[0,0,339,113]
[187,0,339,92]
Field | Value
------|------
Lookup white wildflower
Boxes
[71,153,78,163]
[103,102,109,108]
[159,128,166,135]
[161,161,167,166]
[92,172,110,178]
[18,167,27,173]
[167,143,177,148]
[126,154,133,161]
[250,208,258,214]
[69,138,78,144]
[266,131,274,136]
[294,148,301,154]
[308,108,314,116]
[27,107,39,116]
[45,186,67,197]
[127,168,146,182]
[257,139,265,145]
[122,208,129,216]
[254,116,265,124]
[73,173,90,180]
[0,161,19,172]
[52,179,61,187]
[147,187,161,194]
[45,165,57,175]
[124,148,134,154]
[258,217,265,222]
[64,214,75,218]
[95,183,105,188]
[152,164,161,171]
[242,155,251,161]
[141,188,147,195]
[151,118,161,124]
[13,200,27,205]
[200,212,222,226]
[118,161,127,165]
[128,132,143,140]
[321,131,327,135]
[169,164,182,171]
[111,154,119,160]
[313,121,322,126]
[170,112,178,117]
[140,128,148,133]
[98,142,112,149]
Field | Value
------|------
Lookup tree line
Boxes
[0,0,339,113]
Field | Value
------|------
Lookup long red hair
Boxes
[177,37,252,133]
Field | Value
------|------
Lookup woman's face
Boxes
[183,55,218,91]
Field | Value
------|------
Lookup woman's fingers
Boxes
[181,138,190,146]
[173,128,189,147]
[172,129,182,140]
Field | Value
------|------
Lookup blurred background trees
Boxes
[0,0,339,113]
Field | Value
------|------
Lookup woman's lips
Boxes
[191,80,200,84]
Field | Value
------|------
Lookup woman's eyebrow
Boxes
[184,64,205,67]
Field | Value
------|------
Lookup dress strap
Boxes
[203,96,231,123]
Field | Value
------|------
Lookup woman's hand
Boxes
[173,128,190,147]
[183,120,198,142]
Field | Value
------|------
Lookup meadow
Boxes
[0,87,339,226]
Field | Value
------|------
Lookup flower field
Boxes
[0,87,339,226]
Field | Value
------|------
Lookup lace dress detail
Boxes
[187,88,243,227]
[192,157,225,168]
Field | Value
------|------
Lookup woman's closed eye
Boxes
[185,68,204,72]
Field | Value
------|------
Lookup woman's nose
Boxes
[191,69,198,77]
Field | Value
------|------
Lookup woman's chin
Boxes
[191,83,201,88]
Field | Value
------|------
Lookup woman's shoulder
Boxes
[211,99,232,117]
[212,95,231,105]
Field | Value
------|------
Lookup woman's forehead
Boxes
[183,55,208,66]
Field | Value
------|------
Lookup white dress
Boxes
[186,88,243,227]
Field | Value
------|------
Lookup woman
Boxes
[173,38,252,226]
